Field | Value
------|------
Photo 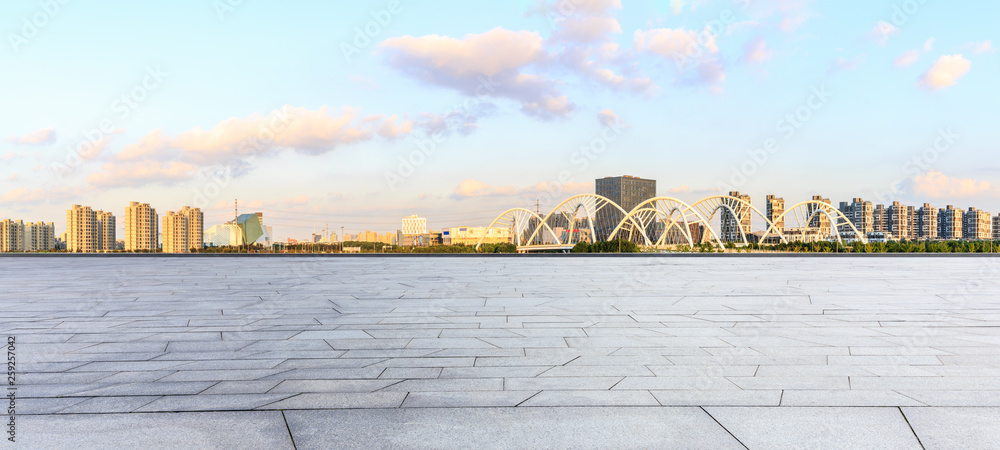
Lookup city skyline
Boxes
[4,180,1000,251]
[3,1,999,240]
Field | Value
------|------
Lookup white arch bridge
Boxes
[475,194,868,252]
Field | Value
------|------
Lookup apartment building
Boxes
[162,211,188,253]
[66,205,98,253]
[25,222,55,251]
[181,206,204,251]
[97,210,116,252]
[807,195,832,235]
[766,195,785,234]
[124,202,158,251]
[0,219,25,252]
[721,191,752,242]
[916,204,938,240]
[849,198,874,235]
[963,207,992,240]
[938,205,964,240]
[887,201,912,240]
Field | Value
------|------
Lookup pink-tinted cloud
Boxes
[87,161,198,188]
[828,56,863,74]
[451,179,591,200]
[596,109,623,127]
[119,106,397,165]
[7,173,19,182]
[965,40,995,54]
[894,50,920,68]
[0,186,80,205]
[634,27,716,58]
[7,127,56,146]
[553,16,621,43]
[376,115,415,139]
[919,54,971,90]
[894,38,935,69]
[634,26,724,89]
[913,171,999,198]
[381,28,574,119]
[741,37,772,64]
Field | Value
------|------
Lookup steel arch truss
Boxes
[475,208,559,250]
[524,194,642,247]
[687,195,781,245]
[761,200,868,244]
[607,197,724,248]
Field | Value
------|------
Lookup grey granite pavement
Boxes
[3,256,1000,448]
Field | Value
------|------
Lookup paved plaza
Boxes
[3,255,1000,448]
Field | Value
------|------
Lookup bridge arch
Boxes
[686,195,781,245]
[524,194,643,247]
[475,208,560,250]
[608,197,724,247]
[761,200,868,244]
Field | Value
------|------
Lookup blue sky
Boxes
[1,0,997,239]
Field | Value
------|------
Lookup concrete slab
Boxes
[284,407,745,449]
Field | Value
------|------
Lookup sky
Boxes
[1,0,998,240]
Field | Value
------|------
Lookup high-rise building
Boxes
[994,215,1000,241]
[162,211,189,253]
[907,205,916,240]
[850,198,874,235]
[887,201,912,240]
[938,205,963,240]
[807,195,832,236]
[873,204,887,234]
[401,215,428,236]
[25,222,55,251]
[66,205,98,253]
[766,195,785,234]
[595,175,656,240]
[97,210,116,252]
[124,202,158,251]
[917,203,938,240]
[181,206,204,251]
[0,219,25,252]
[721,191,752,242]
[963,207,992,240]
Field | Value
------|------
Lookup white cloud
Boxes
[596,109,623,127]
[966,40,995,54]
[922,37,935,52]
[919,54,971,90]
[913,171,1000,198]
[0,186,81,205]
[6,128,56,146]
[894,50,920,68]
[381,28,574,119]
[741,37,772,64]
[634,27,716,59]
[87,161,198,188]
[451,179,591,200]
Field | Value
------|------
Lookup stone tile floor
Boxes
[3,255,1000,448]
